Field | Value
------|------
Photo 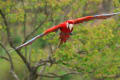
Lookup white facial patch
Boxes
[67,22,74,31]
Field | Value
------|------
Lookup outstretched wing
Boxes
[16,24,61,50]
[16,33,44,49]
[71,16,95,24]
[71,12,120,24]
[94,12,120,17]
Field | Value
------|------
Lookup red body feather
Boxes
[44,16,94,43]
[16,14,114,49]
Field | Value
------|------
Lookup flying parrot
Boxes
[16,12,120,50]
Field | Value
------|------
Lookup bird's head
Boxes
[67,22,74,31]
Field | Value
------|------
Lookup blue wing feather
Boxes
[16,33,44,49]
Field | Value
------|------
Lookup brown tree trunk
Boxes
[101,0,113,12]
[29,72,38,80]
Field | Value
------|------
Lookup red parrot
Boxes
[16,12,120,49]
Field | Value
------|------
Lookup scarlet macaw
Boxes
[16,12,120,49]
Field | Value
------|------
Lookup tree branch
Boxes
[0,9,31,72]
[23,16,48,43]
[38,72,80,78]
[0,42,19,80]
[34,59,50,70]
[0,56,9,61]
[21,0,28,60]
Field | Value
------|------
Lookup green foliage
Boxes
[12,34,22,46]
[0,0,120,80]
[36,13,46,23]
[53,19,120,80]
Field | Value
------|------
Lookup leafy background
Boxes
[0,0,120,80]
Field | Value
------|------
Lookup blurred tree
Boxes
[0,0,120,80]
